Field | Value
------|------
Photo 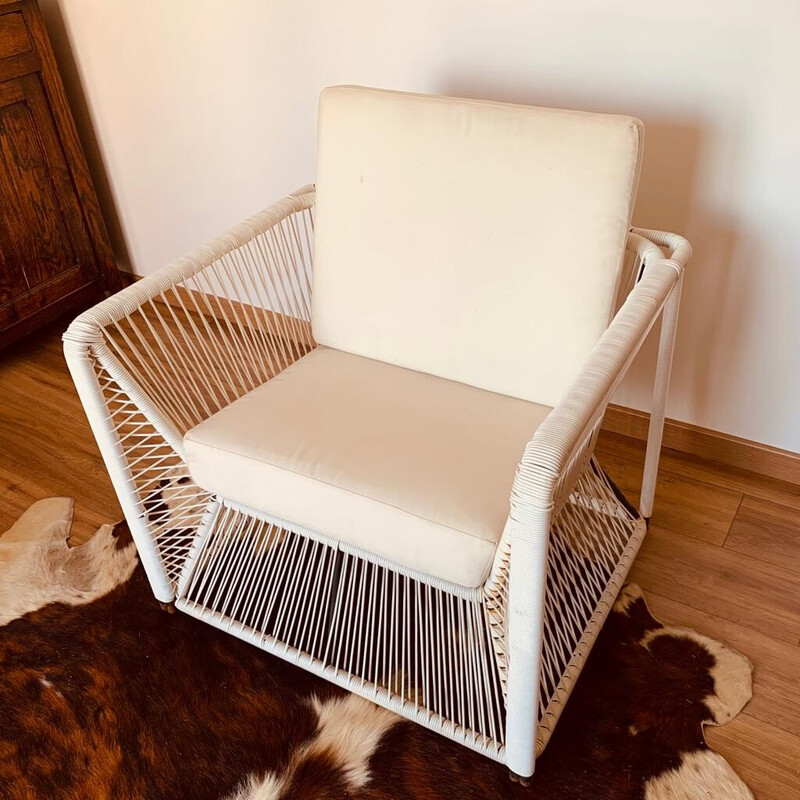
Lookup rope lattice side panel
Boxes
[537,461,642,751]
[484,457,642,752]
[65,196,316,595]
[93,360,212,587]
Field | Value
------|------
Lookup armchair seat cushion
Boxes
[183,346,550,587]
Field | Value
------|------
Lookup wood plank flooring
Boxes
[1,321,799,798]
[596,433,800,798]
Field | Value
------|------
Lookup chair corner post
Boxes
[640,271,684,517]
[504,507,552,779]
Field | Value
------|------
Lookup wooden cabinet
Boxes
[0,0,118,348]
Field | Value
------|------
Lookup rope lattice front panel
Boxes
[175,458,642,762]
[176,503,508,759]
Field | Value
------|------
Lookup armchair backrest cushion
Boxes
[312,86,643,407]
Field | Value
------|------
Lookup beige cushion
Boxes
[313,86,643,407]
[184,347,550,586]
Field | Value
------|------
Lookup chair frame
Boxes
[64,185,690,779]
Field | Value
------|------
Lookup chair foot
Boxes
[509,770,533,787]
[158,601,176,614]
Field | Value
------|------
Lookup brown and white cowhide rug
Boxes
[0,500,753,800]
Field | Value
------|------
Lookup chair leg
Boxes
[509,770,533,787]
[640,274,684,519]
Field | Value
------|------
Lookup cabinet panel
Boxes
[0,10,31,61]
[0,0,118,347]
[0,212,27,304]
[0,72,100,329]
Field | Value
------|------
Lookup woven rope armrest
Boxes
[64,186,316,456]
[502,239,688,775]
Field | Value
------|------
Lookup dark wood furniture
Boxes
[0,0,118,348]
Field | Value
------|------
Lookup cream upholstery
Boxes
[184,346,551,586]
[313,86,643,407]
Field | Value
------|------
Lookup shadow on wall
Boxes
[37,0,132,272]
[630,119,748,426]
[439,78,751,427]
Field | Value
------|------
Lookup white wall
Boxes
[41,1,800,452]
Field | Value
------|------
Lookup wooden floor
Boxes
[1,322,799,799]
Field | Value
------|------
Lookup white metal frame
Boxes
[63,186,690,779]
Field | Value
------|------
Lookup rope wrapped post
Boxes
[62,336,176,602]
[500,248,688,775]
[504,505,552,778]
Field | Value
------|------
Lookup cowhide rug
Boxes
[0,499,754,800]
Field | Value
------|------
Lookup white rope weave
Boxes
[63,187,690,776]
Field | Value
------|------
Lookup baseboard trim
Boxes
[602,404,800,486]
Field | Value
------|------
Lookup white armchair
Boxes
[64,86,690,781]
